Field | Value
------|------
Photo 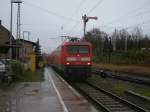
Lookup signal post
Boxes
[82,14,98,38]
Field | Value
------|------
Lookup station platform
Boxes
[12,67,98,112]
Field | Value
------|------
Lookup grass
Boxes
[113,84,127,94]
[93,50,150,65]
[92,55,150,97]
[93,63,150,76]
[129,85,150,97]
[16,69,44,82]
[88,75,150,97]
[11,61,44,82]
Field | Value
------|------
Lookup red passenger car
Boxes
[49,38,92,79]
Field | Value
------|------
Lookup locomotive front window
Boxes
[79,46,89,54]
[67,45,89,54]
[67,46,78,54]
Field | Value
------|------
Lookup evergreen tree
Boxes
[35,38,42,69]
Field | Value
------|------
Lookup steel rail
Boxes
[92,69,150,86]
[72,82,147,112]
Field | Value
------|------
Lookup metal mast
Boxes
[16,3,21,39]
[16,1,22,60]
[9,0,13,60]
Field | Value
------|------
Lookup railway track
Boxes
[73,82,147,112]
[92,69,150,86]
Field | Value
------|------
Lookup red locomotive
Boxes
[49,38,92,79]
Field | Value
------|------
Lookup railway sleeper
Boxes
[109,107,135,112]
[106,104,129,108]
[97,97,118,102]
[90,93,107,97]
[103,101,121,105]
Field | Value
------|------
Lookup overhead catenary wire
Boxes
[71,0,88,18]
[68,21,82,34]
[100,19,150,33]
[87,0,105,15]
[24,1,79,23]
[103,0,150,27]
[98,9,150,32]
[64,0,88,30]
[95,0,150,33]
[69,0,150,36]
[21,23,59,26]
[68,0,104,35]
[123,19,150,30]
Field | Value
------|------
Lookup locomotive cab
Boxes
[61,42,92,78]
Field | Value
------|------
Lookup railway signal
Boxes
[82,14,98,38]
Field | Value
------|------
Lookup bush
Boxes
[11,61,24,81]
[93,50,150,65]
[10,61,44,82]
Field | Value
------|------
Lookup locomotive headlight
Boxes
[66,57,77,61]
[81,57,90,61]
[66,62,70,65]
[87,62,91,65]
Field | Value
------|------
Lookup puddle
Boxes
[24,89,39,96]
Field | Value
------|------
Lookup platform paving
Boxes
[12,67,99,112]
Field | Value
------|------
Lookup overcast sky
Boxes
[1,0,150,53]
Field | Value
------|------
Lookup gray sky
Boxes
[1,0,150,53]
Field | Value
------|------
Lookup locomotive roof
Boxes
[62,41,91,46]
[49,41,92,55]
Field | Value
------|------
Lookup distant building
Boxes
[0,20,15,59]
[15,39,36,62]
[0,20,36,62]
